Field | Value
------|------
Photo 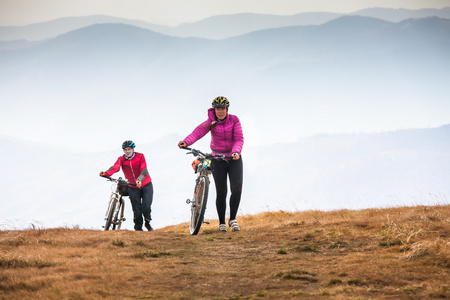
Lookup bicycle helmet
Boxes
[212,96,229,108]
[122,140,136,149]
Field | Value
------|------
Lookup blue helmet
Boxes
[122,140,135,149]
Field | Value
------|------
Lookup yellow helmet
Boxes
[212,96,229,108]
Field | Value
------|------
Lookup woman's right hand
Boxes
[178,141,187,148]
[99,171,105,177]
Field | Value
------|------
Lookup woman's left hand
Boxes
[232,153,240,160]
[136,180,142,188]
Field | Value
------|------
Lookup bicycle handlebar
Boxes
[100,175,137,186]
[181,147,233,160]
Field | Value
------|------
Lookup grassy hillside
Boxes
[1,205,449,299]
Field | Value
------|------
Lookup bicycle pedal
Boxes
[123,218,126,221]
[186,199,191,204]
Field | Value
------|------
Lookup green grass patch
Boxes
[295,244,319,252]
[0,257,54,269]
[135,241,146,247]
[276,270,318,282]
[379,240,403,247]
[329,240,348,249]
[112,239,125,247]
[277,249,288,255]
[347,278,365,286]
[139,251,172,258]
[303,233,314,241]
[328,278,343,286]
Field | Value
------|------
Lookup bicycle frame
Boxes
[182,147,232,234]
[101,176,134,230]
[105,185,126,230]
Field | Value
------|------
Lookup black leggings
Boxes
[211,157,243,224]
[127,182,153,230]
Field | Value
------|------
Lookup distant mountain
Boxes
[251,125,450,212]
[0,39,42,51]
[0,23,210,92]
[159,12,342,39]
[0,16,449,150]
[2,16,449,81]
[0,15,169,42]
[1,14,448,232]
[1,125,449,229]
[167,7,450,39]
[350,7,450,22]
[1,7,449,42]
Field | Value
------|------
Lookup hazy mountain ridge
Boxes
[352,6,450,22]
[159,12,342,39]
[1,7,449,42]
[1,6,448,236]
[1,125,449,230]
[2,16,449,80]
[0,15,168,42]
[0,39,43,51]
[1,15,449,152]
[250,125,450,212]
[0,23,209,91]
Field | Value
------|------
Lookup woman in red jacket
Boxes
[100,140,154,231]
[178,96,244,232]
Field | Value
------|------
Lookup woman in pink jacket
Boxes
[178,96,244,232]
[100,140,154,231]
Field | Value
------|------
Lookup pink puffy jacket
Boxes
[184,108,244,156]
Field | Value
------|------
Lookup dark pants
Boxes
[211,157,243,224]
[127,182,153,230]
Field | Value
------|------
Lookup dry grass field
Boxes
[1,205,449,299]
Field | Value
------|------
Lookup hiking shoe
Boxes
[219,224,227,232]
[145,222,154,231]
[228,219,240,231]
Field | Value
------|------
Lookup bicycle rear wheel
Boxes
[104,197,117,231]
[190,176,209,235]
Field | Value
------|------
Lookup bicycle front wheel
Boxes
[112,198,125,230]
[104,197,117,231]
[190,176,209,235]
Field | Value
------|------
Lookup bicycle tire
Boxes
[104,197,117,231]
[116,198,125,230]
[112,198,125,230]
[190,176,209,235]
[111,200,120,230]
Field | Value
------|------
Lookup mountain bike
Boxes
[100,176,135,230]
[181,147,232,235]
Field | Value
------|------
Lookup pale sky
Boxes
[0,0,449,26]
